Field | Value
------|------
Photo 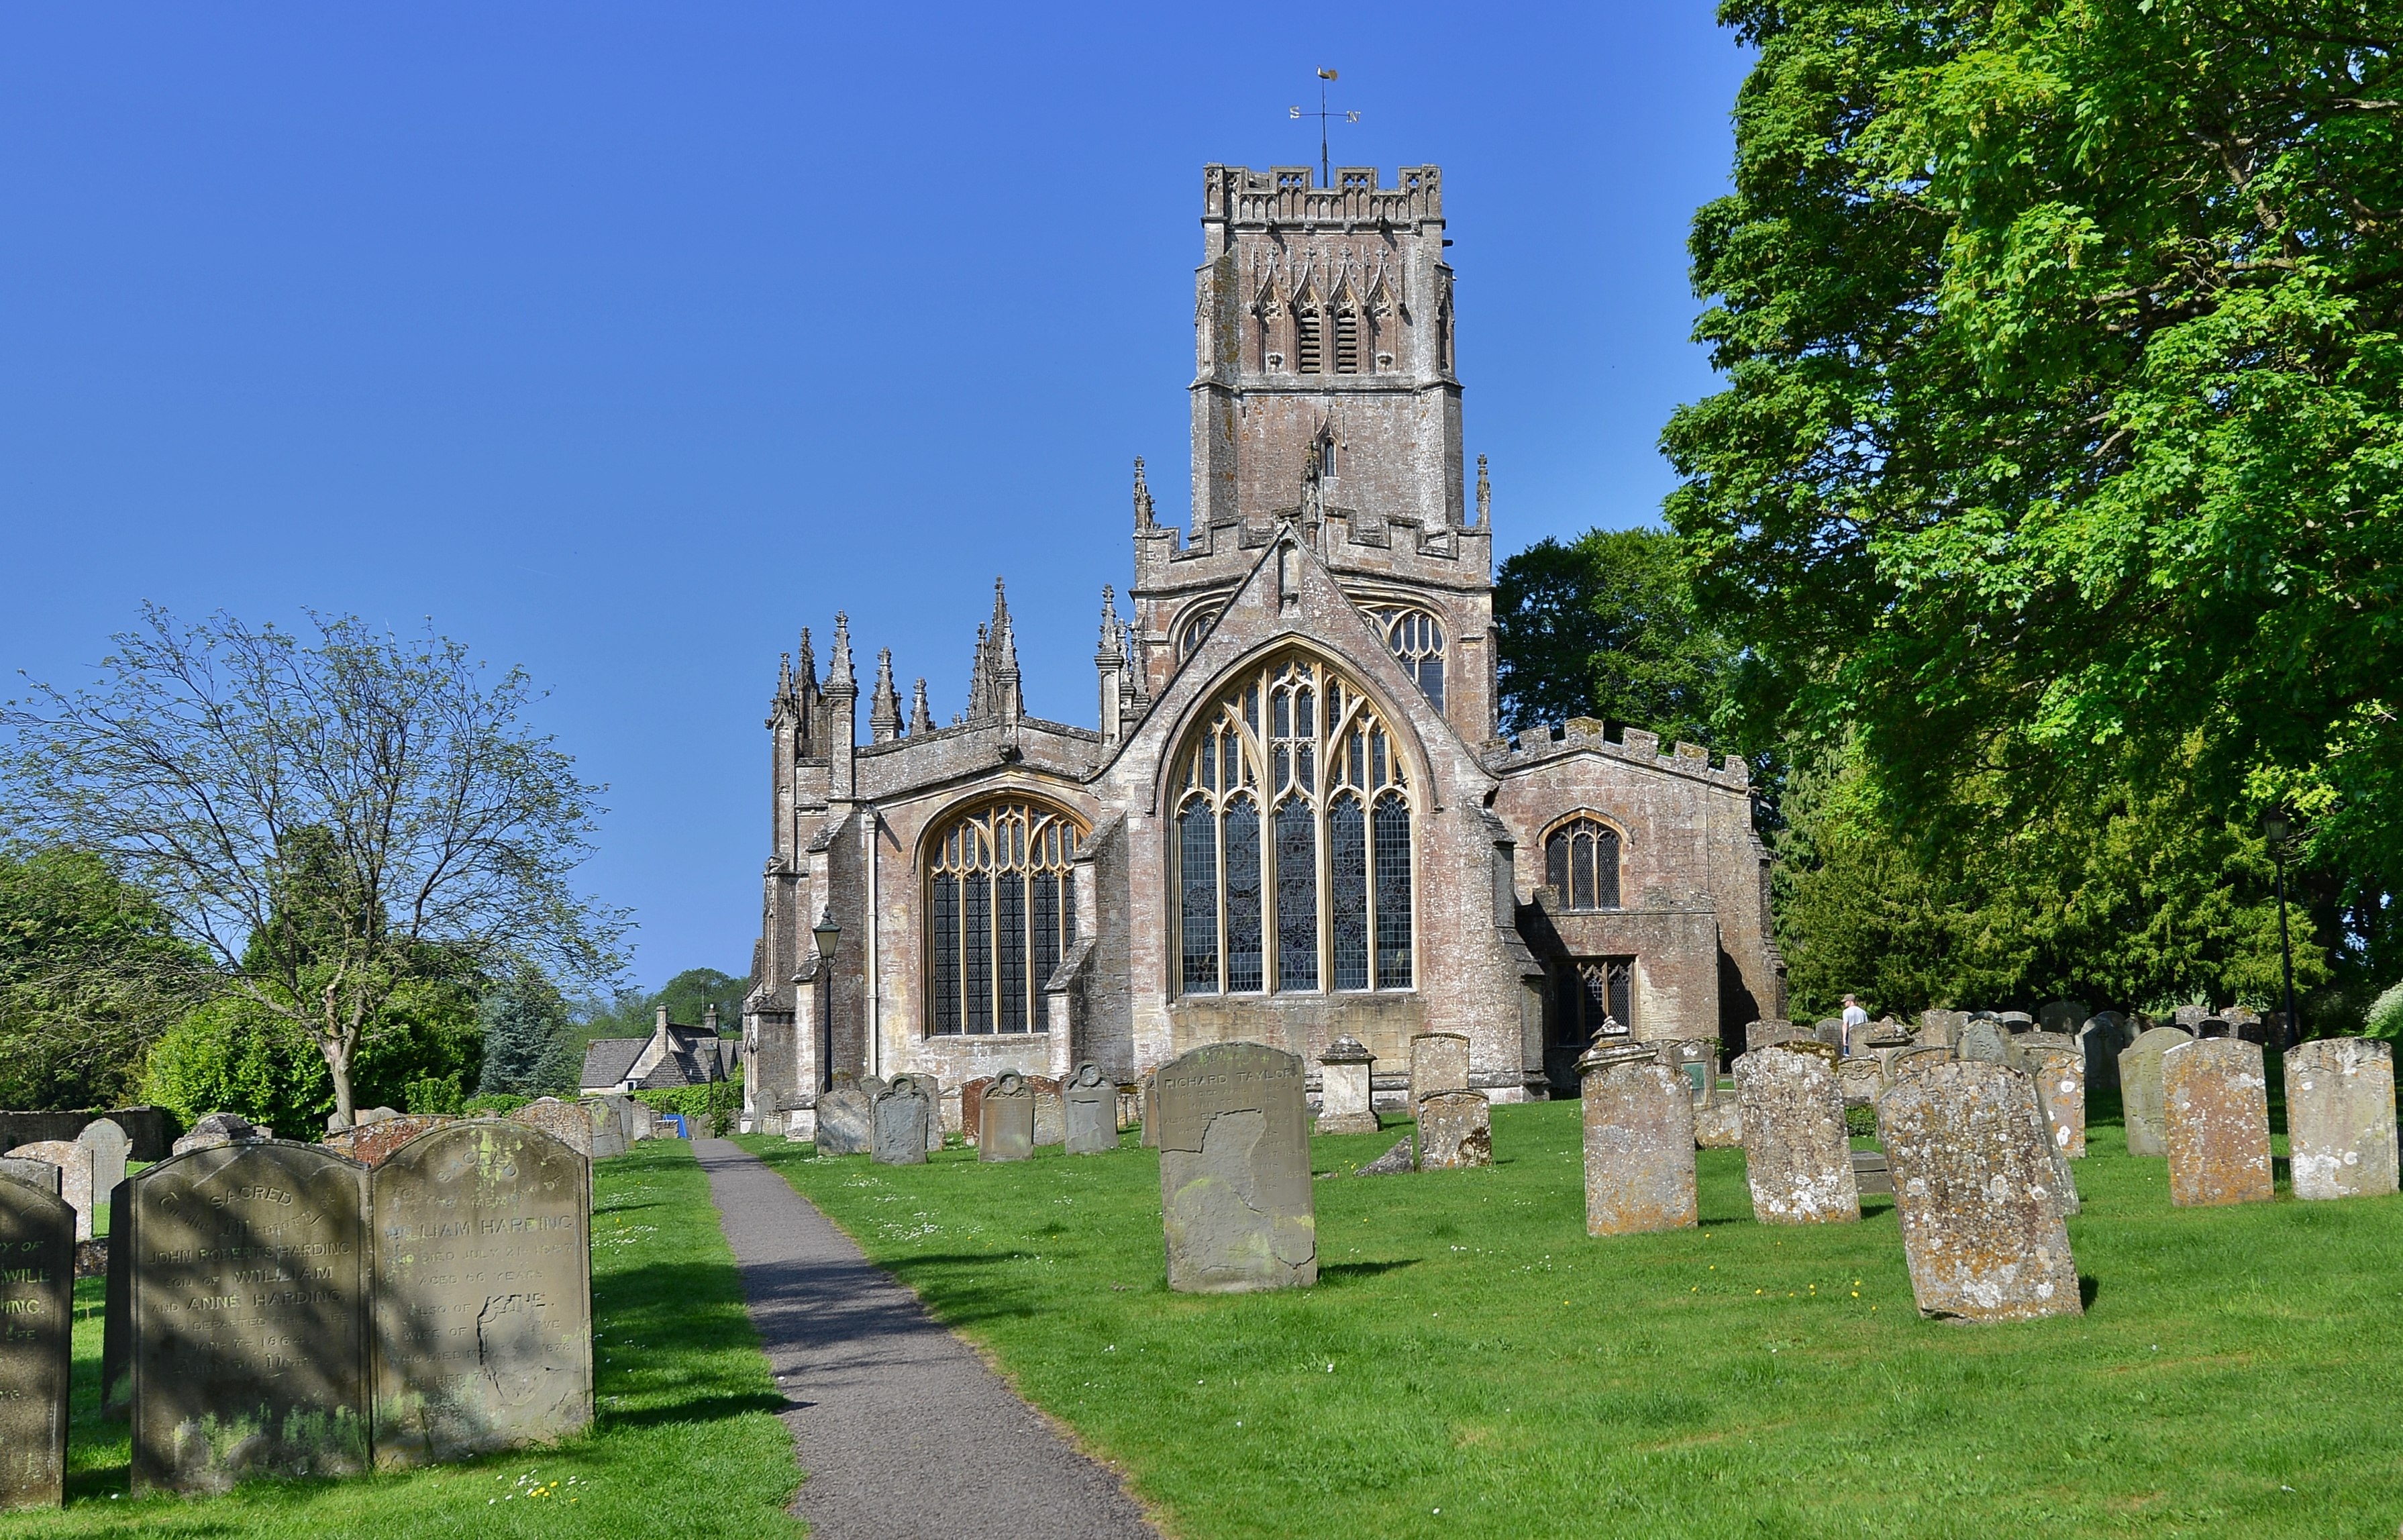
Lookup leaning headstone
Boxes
[1693,1102,1743,1149]
[1957,1020,2009,1064]
[6,1143,94,1243]
[872,1077,933,1166]
[2286,1037,2399,1201]
[507,1099,596,1160]
[1155,1042,1315,1292]
[1878,1060,2081,1323]
[76,1117,132,1207]
[171,1111,258,1156]
[979,1071,1035,1162]
[130,1142,372,1493]
[370,1121,593,1468]
[1063,1063,1116,1155]
[1409,1032,1470,1107]
[813,1082,875,1158]
[2118,1026,2194,1156]
[1316,1036,1378,1134]
[1578,1043,1695,1235]
[2163,1037,2273,1208]
[1139,1072,1158,1149]
[1352,1138,1415,1176]
[2020,1045,2086,1159]
[0,1174,73,1510]
[1735,1049,1860,1224]
[0,1156,62,1197]
[1029,1075,1068,1148]
[1416,1090,1492,1171]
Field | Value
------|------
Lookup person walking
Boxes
[1839,994,1869,1057]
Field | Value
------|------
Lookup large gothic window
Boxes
[1367,606,1445,710]
[1176,655,1413,996]
[1545,816,1621,911]
[927,803,1086,1035]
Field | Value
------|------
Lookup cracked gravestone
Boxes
[1408,1032,1470,1108]
[1878,1060,2082,1323]
[2285,1037,2399,1201]
[872,1078,933,1167]
[1416,1090,1492,1171]
[2117,1026,2192,1157]
[813,1082,875,1158]
[369,1121,593,1468]
[1578,1042,1696,1235]
[1064,1063,1116,1155]
[128,1141,372,1494]
[1735,1047,1860,1225]
[2163,1037,2273,1208]
[1316,1037,1378,1135]
[0,1170,72,1510]
[1156,1042,1315,1292]
[979,1072,1035,1162]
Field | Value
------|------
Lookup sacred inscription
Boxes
[0,1175,74,1510]
[130,1142,372,1494]
[370,1121,593,1468]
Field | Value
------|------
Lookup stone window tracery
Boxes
[1367,606,1445,710]
[926,802,1086,1035]
[1178,607,1220,660]
[1175,655,1412,996]
[1545,816,1622,911]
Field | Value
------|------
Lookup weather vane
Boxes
[1290,68,1359,188]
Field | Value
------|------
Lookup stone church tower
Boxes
[740,164,1783,1137]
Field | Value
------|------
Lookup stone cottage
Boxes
[741,163,1783,1137]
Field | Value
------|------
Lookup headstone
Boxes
[6,1143,94,1243]
[1155,1042,1315,1292]
[1998,1011,2035,1032]
[1693,1102,1743,1149]
[2082,1012,2130,1091]
[1814,1018,1845,1049]
[0,1174,73,1510]
[2039,1000,2088,1035]
[1770,1038,1839,1071]
[910,1074,945,1152]
[1864,1019,1912,1049]
[2021,1045,2086,1159]
[76,1117,132,1207]
[1837,1058,1882,1109]
[171,1111,258,1156]
[1315,1036,1378,1135]
[2285,1037,2400,1201]
[1408,1032,1470,1107]
[101,1183,130,1411]
[623,1100,658,1142]
[1849,1147,1892,1197]
[1351,1138,1415,1176]
[369,1121,593,1468]
[1029,1076,1068,1148]
[979,1071,1035,1162]
[813,1083,875,1157]
[322,1115,456,1169]
[0,1157,62,1197]
[1957,1020,2008,1064]
[2162,1037,2273,1208]
[2118,1026,2194,1156]
[958,1078,993,1146]
[1416,1090,1492,1171]
[1578,1043,1695,1235]
[2010,1029,2078,1064]
[580,1100,628,1160]
[2194,1016,2233,1039]
[1917,1009,1965,1048]
[507,1098,596,1160]
[2173,1004,2209,1029]
[129,1142,372,1493]
[1743,1018,1796,1053]
[872,1077,933,1166]
[1878,1060,2082,1323]
[1657,1039,1719,1107]
[1884,1044,1954,1088]
[1139,1073,1158,1148]
[1063,1063,1116,1155]
[1734,1048,1860,1224]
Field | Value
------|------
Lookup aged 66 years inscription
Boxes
[370,1121,593,1467]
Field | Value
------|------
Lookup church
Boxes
[739,164,1784,1137]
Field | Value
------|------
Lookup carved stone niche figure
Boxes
[1735,1046,1859,1225]
[1155,1042,1315,1293]
[980,1071,1035,1162]
[2285,1037,2400,1201]
[1316,1036,1379,1135]
[1577,1041,1696,1237]
[1063,1063,1117,1156]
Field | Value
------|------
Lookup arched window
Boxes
[1367,607,1445,710]
[927,803,1087,1035]
[1178,607,1219,659]
[1175,655,1412,996]
[1544,817,1622,911]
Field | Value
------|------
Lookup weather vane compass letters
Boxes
[1290,68,1359,187]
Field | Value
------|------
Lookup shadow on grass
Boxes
[1319,1259,1419,1284]
[596,1390,794,1431]
[2080,1274,2100,1311]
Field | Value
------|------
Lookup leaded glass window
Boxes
[925,803,1086,1035]
[1173,654,1413,996]
[1366,606,1445,709]
[1544,817,1621,911]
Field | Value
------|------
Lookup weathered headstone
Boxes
[1814,1018,1845,1049]
[2020,1045,2086,1159]
[1957,1020,2009,1064]
[872,1077,933,1166]
[1578,1043,1695,1235]
[1315,1036,1378,1135]
[979,1071,1035,1162]
[2039,1000,2088,1035]
[813,1082,874,1157]
[2173,1004,2210,1029]
[507,1099,597,1160]
[1063,1063,1116,1155]
[957,1077,993,1147]
[1408,1032,1470,1107]
[910,1074,945,1152]
[1416,1090,1492,1171]
[2082,1011,2131,1091]
[1917,1009,1965,1049]
[1837,1057,1882,1109]
[1743,1018,1797,1053]
[2162,1037,2273,1208]
[1029,1075,1068,1148]
[171,1111,258,1156]
[1849,1147,1893,1197]
[1155,1042,1315,1292]
[1139,1072,1158,1148]
[1878,1060,2082,1323]
[2118,1026,2194,1156]
[76,1117,131,1207]
[1658,1039,1719,1107]
[1735,1049,1860,1224]
[0,1157,61,1197]
[2285,1037,2400,1201]
[581,1100,628,1161]
[369,1121,593,1468]
[6,1143,94,1243]
[1353,1138,1415,1176]
[0,1173,73,1510]
[1693,1101,1743,1149]
[130,1142,372,1493]
[323,1115,456,1169]
[1884,1044,1955,1088]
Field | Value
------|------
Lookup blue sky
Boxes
[0,4,1753,991]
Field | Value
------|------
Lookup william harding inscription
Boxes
[370,1121,593,1468]
[0,1173,74,1510]
[129,1142,372,1495]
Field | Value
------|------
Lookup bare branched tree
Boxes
[0,606,629,1127]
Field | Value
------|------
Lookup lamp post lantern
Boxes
[2262,811,2300,1046]
[813,908,840,1094]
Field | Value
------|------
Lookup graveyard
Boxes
[740,1084,2403,1540]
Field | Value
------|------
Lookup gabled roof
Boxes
[579,1039,644,1089]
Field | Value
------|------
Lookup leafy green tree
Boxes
[1493,529,1732,745]
[0,848,215,1109]
[1662,0,2401,980]
[0,606,628,1125]
[478,964,577,1096]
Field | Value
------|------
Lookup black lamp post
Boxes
[813,907,840,1093]
[2262,809,2300,1045]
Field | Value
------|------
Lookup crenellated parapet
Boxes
[1483,718,1753,790]
[1203,164,1443,231]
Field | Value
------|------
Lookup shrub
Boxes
[2366,982,2403,1042]
[405,1072,465,1115]
[1843,1105,1878,1138]
[462,1092,531,1116]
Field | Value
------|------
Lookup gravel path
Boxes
[692,1138,1159,1540]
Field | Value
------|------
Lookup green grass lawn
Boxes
[2,1140,803,1539]
[739,1096,2403,1540]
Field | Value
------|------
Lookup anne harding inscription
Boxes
[130,1142,372,1494]
[370,1121,593,1467]
[0,1174,74,1510]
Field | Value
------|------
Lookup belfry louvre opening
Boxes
[927,803,1086,1035]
